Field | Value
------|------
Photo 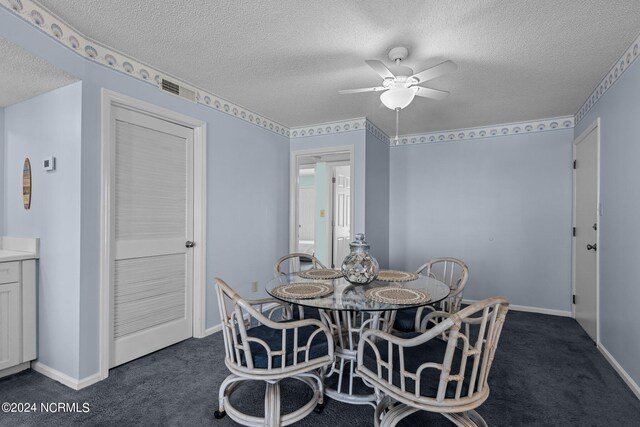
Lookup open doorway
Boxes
[290,147,354,268]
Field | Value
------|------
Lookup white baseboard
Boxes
[598,344,640,400]
[462,299,572,317]
[31,361,103,391]
[204,324,222,336]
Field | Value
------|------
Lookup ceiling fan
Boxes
[339,46,457,111]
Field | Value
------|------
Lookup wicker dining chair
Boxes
[214,278,334,426]
[357,296,509,427]
[393,257,469,333]
[274,252,327,276]
[274,253,327,320]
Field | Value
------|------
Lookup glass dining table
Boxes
[265,272,451,407]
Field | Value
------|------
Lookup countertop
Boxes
[0,249,38,262]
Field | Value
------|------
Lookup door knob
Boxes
[185,241,195,248]
[586,243,597,251]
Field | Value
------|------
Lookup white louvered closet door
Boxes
[110,106,193,368]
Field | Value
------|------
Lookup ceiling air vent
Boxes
[160,78,196,102]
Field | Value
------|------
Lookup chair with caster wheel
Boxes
[357,296,509,427]
[214,278,334,426]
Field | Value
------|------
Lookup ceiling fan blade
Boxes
[338,86,386,94]
[410,60,457,84]
[414,86,450,100]
[365,60,395,79]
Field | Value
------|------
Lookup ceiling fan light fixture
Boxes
[380,87,416,110]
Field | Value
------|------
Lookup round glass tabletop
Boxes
[265,272,451,312]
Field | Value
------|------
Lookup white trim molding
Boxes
[289,117,367,138]
[289,145,356,256]
[0,0,289,137]
[462,299,572,318]
[205,324,223,337]
[598,344,640,400]
[392,116,575,146]
[100,89,208,381]
[31,362,102,391]
[576,31,640,124]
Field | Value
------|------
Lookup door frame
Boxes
[289,146,355,258]
[329,161,351,268]
[99,89,207,380]
[572,117,600,344]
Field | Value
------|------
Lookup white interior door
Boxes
[332,165,351,268]
[110,106,194,368]
[298,186,316,253]
[574,124,599,342]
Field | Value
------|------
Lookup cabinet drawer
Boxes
[0,262,20,285]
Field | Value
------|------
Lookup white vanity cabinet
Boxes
[0,238,38,378]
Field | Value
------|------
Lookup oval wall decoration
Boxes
[23,158,32,210]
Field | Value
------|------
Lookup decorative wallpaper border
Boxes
[576,31,640,124]
[289,117,367,138]
[289,115,573,146]
[390,116,574,146]
[289,117,391,145]
[1,0,290,137]
[5,0,634,141]
[365,120,391,145]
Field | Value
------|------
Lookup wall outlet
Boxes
[251,281,259,293]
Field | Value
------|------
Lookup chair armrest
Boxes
[359,317,453,353]
[356,318,454,392]
[244,297,292,322]
[418,310,452,332]
[237,297,333,346]
[245,297,280,305]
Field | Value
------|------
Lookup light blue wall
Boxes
[389,129,574,312]
[365,131,390,268]
[0,107,4,235]
[3,82,83,378]
[1,8,289,380]
[574,56,640,387]
[290,130,367,235]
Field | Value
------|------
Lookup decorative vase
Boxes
[341,233,379,285]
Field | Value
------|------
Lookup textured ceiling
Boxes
[36,0,640,135]
[0,36,78,107]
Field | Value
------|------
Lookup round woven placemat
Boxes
[298,269,343,279]
[376,270,419,282]
[365,287,431,305]
[271,282,334,299]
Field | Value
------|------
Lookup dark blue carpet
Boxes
[0,311,638,426]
